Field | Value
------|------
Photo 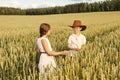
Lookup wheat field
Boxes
[0,11,120,80]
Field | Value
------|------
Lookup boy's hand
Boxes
[74,48,80,51]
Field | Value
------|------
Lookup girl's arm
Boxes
[41,39,68,56]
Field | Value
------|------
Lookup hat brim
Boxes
[69,25,87,31]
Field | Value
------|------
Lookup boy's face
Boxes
[73,27,81,33]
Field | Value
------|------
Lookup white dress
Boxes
[68,33,86,56]
[37,37,56,74]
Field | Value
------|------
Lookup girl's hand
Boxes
[62,50,69,55]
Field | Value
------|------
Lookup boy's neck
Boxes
[74,32,80,36]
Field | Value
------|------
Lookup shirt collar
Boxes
[73,33,81,37]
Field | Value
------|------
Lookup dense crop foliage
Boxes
[0,12,120,80]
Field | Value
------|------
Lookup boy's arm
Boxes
[68,44,80,51]
[81,36,86,49]
[68,36,80,51]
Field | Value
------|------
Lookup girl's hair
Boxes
[39,23,51,37]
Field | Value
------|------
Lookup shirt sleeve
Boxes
[68,36,72,44]
[83,36,86,45]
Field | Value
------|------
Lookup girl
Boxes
[37,23,68,74]
[68,20,87,57]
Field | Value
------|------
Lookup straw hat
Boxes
[69,20,87,31]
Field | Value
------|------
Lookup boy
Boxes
[68,20,87,57]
